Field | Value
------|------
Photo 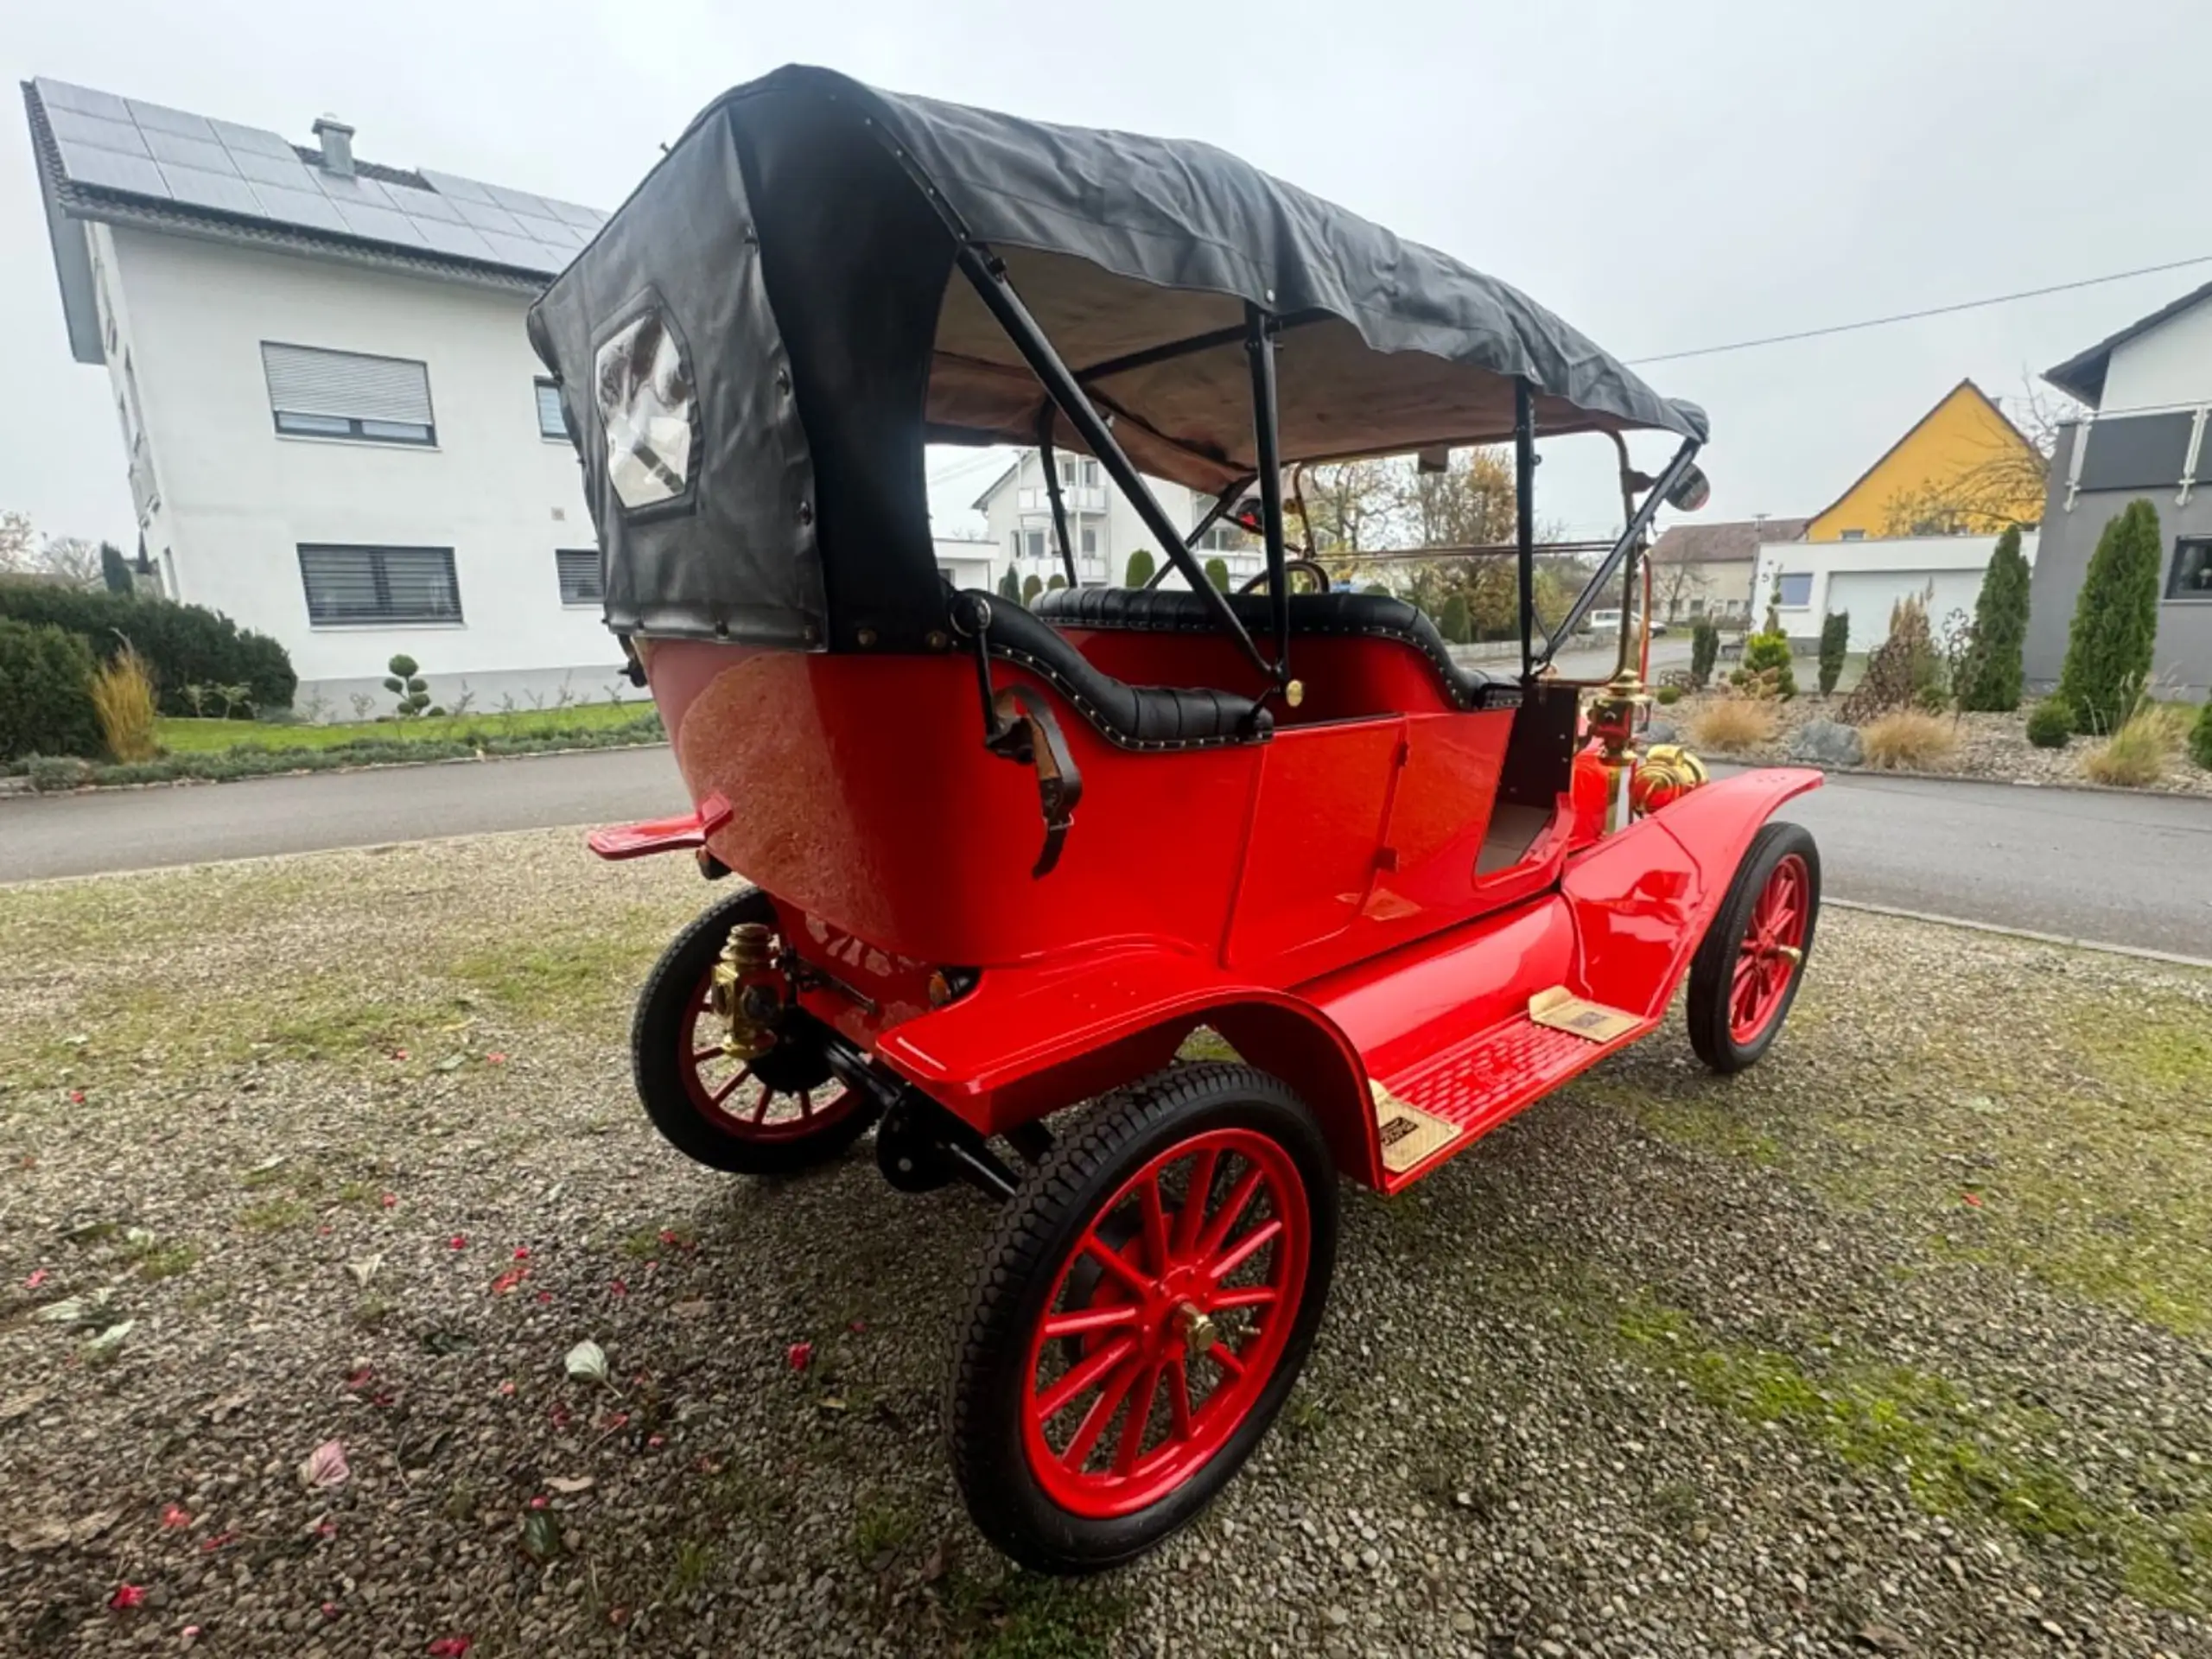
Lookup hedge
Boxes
[0,618,104,760]
[0,580,296,715]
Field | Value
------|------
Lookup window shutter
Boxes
[556,548,604,604]
[263,344,433,425]
[299,545,461,625]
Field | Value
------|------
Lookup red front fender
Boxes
[1562,766,1821,1021]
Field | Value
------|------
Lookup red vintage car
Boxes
[531,66,1821,1573]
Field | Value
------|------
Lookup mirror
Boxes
[1665,464,1712,513]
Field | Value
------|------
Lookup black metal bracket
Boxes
[953,594,1084,878]
[824,1029,1020,1202]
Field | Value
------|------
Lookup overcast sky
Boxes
[2,0,2200,550]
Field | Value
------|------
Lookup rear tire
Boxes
[948,1063,1338,1573]
[1686,821,1821,1074]
[632,887,880,1175]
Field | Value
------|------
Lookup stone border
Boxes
[0,738,671,801]
[1825,897,2212,973]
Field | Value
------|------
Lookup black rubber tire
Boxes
[1686,820,1821,1074]
[947,1063,1338,1574]
[631,887,880,1175]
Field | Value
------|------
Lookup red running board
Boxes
[587,792,734,861]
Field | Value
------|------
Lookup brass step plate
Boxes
[1370,1079,1465,1176]
[1527,986,1640,1044]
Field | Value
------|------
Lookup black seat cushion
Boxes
[969,594,1270,750]
[1031,586,1516,711]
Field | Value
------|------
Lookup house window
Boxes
[556,548,604,606]
[1839,528,1866,542]
[1080,460,1099,487]
[263,343,435,445]
[1080,527,1097,555]
[1058,457,1074,486]
[298,544,461,626]
[535,378,568,442]
[2171,537,2212,601]
[1775,573,1814,607]
[1026,530,1046,559]
[1688,597,1706,614]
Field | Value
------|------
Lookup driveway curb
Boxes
[1826,897,2212,972]
[0,739,671,800]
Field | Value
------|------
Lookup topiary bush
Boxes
[1124,549,1155,588]
[1438,592,1471,645]
[1841,593,1941,723]
[384,655,432,718]
[1655,683,1682,706]
[1959,525,2031,712]
[996,565,1020,601]
[2058,499,2160,734]
[1689,619,1719,689]
[1021,573,1043,605]
[0,618,104,760]
[0,579,295,714]
[1817,611,1850,696]
[2024,697,2073,749]
[1205,556,1230,593]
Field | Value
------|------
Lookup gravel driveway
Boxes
[2,832,2208,1656]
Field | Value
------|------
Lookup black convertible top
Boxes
[529,65,1705,654]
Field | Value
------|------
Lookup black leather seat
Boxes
[1031,585,1516,711]
[967,594,1271,750]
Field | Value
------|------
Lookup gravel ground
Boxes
[3,831,2209,1657]
[1663,692,2212,798]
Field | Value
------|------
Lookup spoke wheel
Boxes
[950,1064,1337,1574]
[632,887,880,1176]
[1687,822,1821,1074]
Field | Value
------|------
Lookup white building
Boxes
[931,537,1001,594]
[976,449,1262,594]
[1751,531,2036,652]
[23,77,630,714]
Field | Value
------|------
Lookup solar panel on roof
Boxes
[396,187,464,225]
[226,148,320,190]
[313,170,397,209]
[477,229,556,269]
[142,128,236,174]
[418,168,494,205]
[411,219,499,260]
[209,118,298,160]
[44,105,149,156]
[548,200,606,231]
[124,99,217,141]
[54,142,171,198]
[158,164,264,218]
[333,202,430,247]
[246,183,349,232]
[36,80,132,124]
[449,197,525,235]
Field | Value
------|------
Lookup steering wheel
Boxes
[1237,559,1331,596]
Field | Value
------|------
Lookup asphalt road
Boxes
[3,747,2208,959]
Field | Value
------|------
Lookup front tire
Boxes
[1686,821,1821,1073]
[631,887,880,1175]
[948,1064,1338,1573]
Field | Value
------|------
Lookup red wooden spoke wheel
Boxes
[1688,821,1821,1074]
[950,1065,1337,1574]
[632,888,880,1175]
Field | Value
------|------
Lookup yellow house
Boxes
[1805,379,2044,541]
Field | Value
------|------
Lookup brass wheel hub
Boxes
[1173,1300,1219,1361]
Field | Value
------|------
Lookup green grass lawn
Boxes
[156,699,653,754]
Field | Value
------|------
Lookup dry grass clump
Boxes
[2082,709,2173,788]
[1687,698,1778,753]
[89,645,159,762]
[1859,711,1959,772]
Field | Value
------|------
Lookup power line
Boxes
[1629,253,2212,366]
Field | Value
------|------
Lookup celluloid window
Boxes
[594,312,695,510]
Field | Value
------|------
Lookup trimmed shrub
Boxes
[1859,711,1958,771]
[1687,698,1777,753]
[1020,573,1044,605]
[1046,575,1067,592]
[1689,619,1719,689]
[2190,699,2212,771]
[2082,709,2169,787]
[1841,592,1941,722]
[1124,548,1156,588]
[0,618,103,760]
[1205,556,1230,593]
[2058,499,2160,734]
[996,566,1020,601]
[1817,612,1850,696]
[1655,684,1682,706]
[384,654,431,719]
[1959,525,2030,712]
[1438,592,1471,645]
[2024,698,2073,749]
[0,580,295,714]
[90,645,159,761]
[1732,629,1796,699]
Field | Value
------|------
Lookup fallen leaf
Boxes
[160,1503,192,1529]
[486,1052,508,1065]
[109,1583,145,1611]
[521,1508,564,1562]
[200,1531,237,1553]
[564,1341,608,1384]
[920,1540,947,1582]
[22,1268,47,1289]
[378,1192,397,1209]
[512,1246,531,1261]
[82,1320,136,1355]
[123,1226,156,1249]
[426,1638,473,1657]
[346,1255,383,1287]
[545,1476,594,1494]
[344,1366,374,1390]
[448,1235,468,1251]
[786,1341,814,1372]
[9,1507,122,1554]
[489,1268,528,1295]
[434,1055,464,1072]
[36,1286,115,1325]
[298,1440,350,1489]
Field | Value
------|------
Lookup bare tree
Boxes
[1650,555,1710,623]
[0,510,36,575]
[39,537,105,589]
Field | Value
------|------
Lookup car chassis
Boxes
[530,66,1822,1573]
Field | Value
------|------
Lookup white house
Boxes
[1750,531,2036,652]
[23,77,630,714]
[976,449,1262,593]
[931,537,1001,594]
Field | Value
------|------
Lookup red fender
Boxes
[871,943,1380,1185]
[1561,766,1821,1021]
